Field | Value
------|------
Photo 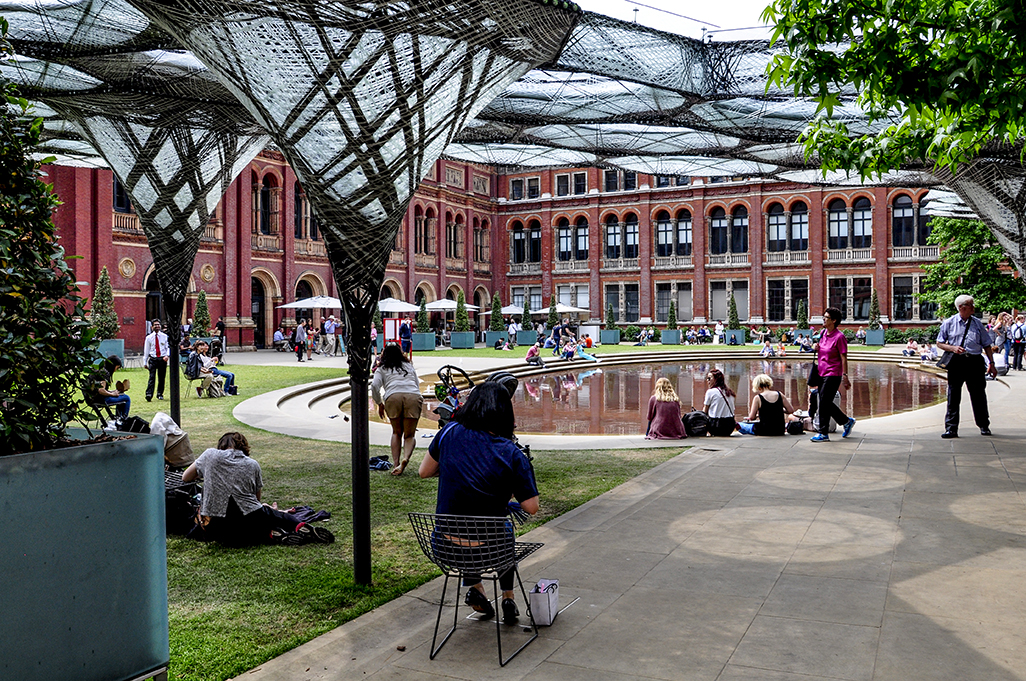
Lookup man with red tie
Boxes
[144,320,170,402]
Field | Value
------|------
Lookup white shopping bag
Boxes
[529,579,559,626]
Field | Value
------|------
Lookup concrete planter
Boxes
[96,338,125,362]
[449,331,475,349]
[516,330,538,346]
[0,431,168,681]
[485,331,508,347]
[661,329,681,345]
[412,332,435,352]
[600,329,621,345]
[725,329,747,346]
[865,328,886,346]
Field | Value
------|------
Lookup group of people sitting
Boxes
[901,338,941,362]
[184,339,237,397]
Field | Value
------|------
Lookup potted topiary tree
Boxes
[0,70,167,681]
[724,293,746,345]
[450,290,475,348]
[517,296,537,346]
[547,298,559,334]
[865,289,885,345]
[193,288,212,338]
[793,298,812,342]
[485,292,507,347]
[601,302,621,345]
[662,300,681,344]
[91,265,123,361]
[413,297,435,351]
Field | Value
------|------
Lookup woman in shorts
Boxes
[372,343,424,475]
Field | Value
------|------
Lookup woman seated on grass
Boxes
[182,432,334,547]
[738,374,795,436]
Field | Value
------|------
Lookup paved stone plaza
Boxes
[226,351,1026,681]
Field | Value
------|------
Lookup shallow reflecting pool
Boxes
[423,359,946,436]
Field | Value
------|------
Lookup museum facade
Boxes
[49,150,940,352]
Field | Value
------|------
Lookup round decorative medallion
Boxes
[201,264,216,283]
[118,257,136,279]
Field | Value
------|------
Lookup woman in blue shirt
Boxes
[420,382,539,623]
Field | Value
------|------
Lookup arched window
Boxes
[790,202,809,251]
[730,206,748,253]
[624,213,639,258]
[309,208,319,241]
[510,221,526,263]
[709,207,728,254]
[454,214,465,259]
[828,199,848,250]
[480,220,490,262]
[259,176,274,234]
[767,203,786,251]
[445,212,456,258]
[423,208,436,254]
[294,182,305,239]
[853,197,872,248]
[655,210,673,257]
[892,194,915,247]
[528,219,542,262]
[676,209,692,256]
[605,214,620,259]
[414,206,425,253]
[575,216,589,260]
[557,217,572,261]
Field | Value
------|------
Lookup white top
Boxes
[371,363,421,404]
[704,387,735,418]
[143,331,169,364]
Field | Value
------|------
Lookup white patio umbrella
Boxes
[479,304,525,316]
[425,299,480,311]
[376,297,421,313]
[276,295,342,309]
[554,303,589,314]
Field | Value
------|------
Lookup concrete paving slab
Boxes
[229,358,1026,681]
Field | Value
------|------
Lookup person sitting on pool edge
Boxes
[738,374,795,436]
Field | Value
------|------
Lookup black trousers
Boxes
[207,498,302,547]
[817,376,850,435]
[1012,342,1025,370]
[945,353,989,432]
[146,357,168,398]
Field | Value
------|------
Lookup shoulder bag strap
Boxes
[957,318,973,349]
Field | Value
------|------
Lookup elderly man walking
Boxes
[936,295,997,438]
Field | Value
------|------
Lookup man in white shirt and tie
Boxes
[144,319,170,401]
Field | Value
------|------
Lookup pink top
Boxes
[817,328,848,377]
[525,345,539,360]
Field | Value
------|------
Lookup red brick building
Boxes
[50,151,940,353]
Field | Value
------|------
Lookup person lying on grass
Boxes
[182,432,334,546]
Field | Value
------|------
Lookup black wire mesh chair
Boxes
[408,512,544,666]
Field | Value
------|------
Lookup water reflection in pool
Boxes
[440,359,944,436]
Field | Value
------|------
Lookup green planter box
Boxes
[412,332,435,352]
[97,338,125,362]
[661,329,681,345]
[600,329,621,345]
[485,331,508,347]
[865,328,886,346]
[517,330,538,346]
[0,431,168,681]
[725,329,747,346]
[450,331,475,349]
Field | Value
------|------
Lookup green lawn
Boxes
[119,364,678,681]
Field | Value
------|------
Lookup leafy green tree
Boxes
[868,289,881,330]
[372,307,383,333]
[796,299,809,330]
[666,300,677,330]
[727,294,740,330]
[91,265,120,341]
[193,289,211,336]
[764,0,1026,176]
[605,303,617,330]
[547,299,559,329]
[522,296,531,329]
[489,293,504,332]
[454,290,470,332]
[417,297,430,333]
[0,44,99,453]
[917,217,1026,317]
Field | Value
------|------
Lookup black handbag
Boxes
[936,319,973,369]
[808,362,821,387]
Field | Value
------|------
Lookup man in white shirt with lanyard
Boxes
[936,295,997,438]
[143,319,169,402]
